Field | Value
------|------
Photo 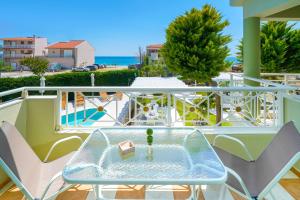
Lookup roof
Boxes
[131,77,187,88]
[146,44,163,49]
[0,37,35,41]
[46,40,84,49]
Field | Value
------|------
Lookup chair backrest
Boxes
[255,121,300,195]
[0,121,42,199]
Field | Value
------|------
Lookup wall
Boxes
[34,37,48,56]
[47,57,75,67]
[25,96,86,159]
[47,49,60,57]
[75,41,95,66]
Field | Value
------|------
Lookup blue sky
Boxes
[0,0,298,56]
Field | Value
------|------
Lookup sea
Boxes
[95,56,140,67]
[94,56,238,67]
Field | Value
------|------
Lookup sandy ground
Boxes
[0,66,127,78]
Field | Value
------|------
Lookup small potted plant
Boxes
[146,128,153,159]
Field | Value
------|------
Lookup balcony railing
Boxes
[0,82,296,130]
[3,54,33,58]
[47,54,73,58]
[3,45,34,49]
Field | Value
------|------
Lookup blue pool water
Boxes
[95,56,140,66]
[61,108,106,126]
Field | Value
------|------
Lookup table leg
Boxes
[191,185,198,200]
[218,184,226,200]
[93,185,105,200]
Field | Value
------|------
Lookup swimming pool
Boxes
[61,108,106,126]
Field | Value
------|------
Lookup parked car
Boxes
[86,65,97,71]
[49,63,63,72]
[93,64,101,69]
[72,67,90,72]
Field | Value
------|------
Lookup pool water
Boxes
[61,108,106,126]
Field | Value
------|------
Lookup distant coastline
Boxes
[94,56,238,67]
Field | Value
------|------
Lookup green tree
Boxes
[237,22,300,73]
[20,57,49,77]
[162,4,231,82]
[0,60,12,78]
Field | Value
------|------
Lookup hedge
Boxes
[0,69,137,101]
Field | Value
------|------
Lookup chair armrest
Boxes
[43,136,83,162]
[213,135,254,161]
[40,171,62,200]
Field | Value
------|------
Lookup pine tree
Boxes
[237,22,300,73]
[162,4,231,82]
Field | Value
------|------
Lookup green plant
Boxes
[0,60,12,78]
[237,22,300,73]
[20,57,49,77]
[146,128,153,136]
[139,64,170,77]
[162,4,231,82]
[0,69,137,101]
[146,128,153,145]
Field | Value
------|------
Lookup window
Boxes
[21,41,24,44]
[28,41,33,44]
[21,50,24,54]
[63,50,73,57]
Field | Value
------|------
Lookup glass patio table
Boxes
[63,128,227,199]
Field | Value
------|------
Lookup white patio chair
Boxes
[0,121,83,200]
[212,121,300,200]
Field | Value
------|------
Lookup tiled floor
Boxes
[0,169,299,200]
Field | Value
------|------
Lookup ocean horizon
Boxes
[95,56,238,67]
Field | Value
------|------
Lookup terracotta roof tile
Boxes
[146,44,163,49]
[46,40,84,49]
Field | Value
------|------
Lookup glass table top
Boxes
[63,128,227,185]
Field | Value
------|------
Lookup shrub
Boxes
[0,69,137,101]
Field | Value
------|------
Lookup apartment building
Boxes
[0,36,47,68]
[146,44,163,63]
[46,40,94,67]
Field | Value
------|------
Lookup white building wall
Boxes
[33,38,48,56]
[75,41,95,67]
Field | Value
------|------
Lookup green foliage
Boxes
[237,22,300,73]
[0,69,137,101]
[0,60,12,77]
[139,64,170,77]
[147,135,153,145]
[146,128,153,136]
[20,57,49,77]
[162,4,231,82]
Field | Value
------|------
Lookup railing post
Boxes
[277,89,286,127]
[56,90,62,131]
[40,76,46,94]
[284,74,288,85]
[230,73,234,86]
[91,73,95,87]
[167,93,172,127]
[21,89,28,99]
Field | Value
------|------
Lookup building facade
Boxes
[46,40,94,67]
[0,36,48,69]
[146,44,163,63]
